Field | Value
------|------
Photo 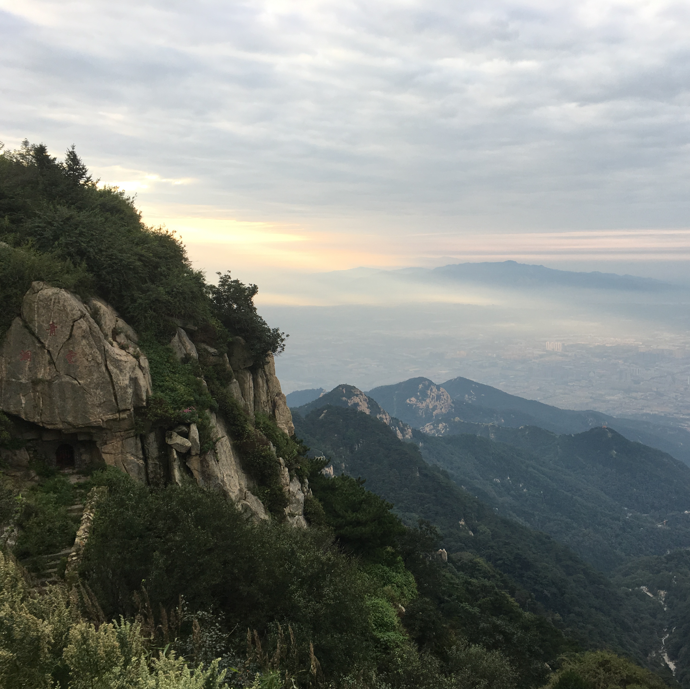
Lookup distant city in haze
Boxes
[266,261,690,429]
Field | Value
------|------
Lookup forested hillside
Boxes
[0,143,679,689]
[293,406,674,669]
[366,376,690,466]
[417,426,690,571]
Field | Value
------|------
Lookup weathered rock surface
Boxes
[170,327,198,361]
[188,423,200,455]
[0,284,306,524]
[185,412,269,520]
[166,431,192,454]
[225,346,294,436]
[405,382,453,419]
[0,282,151,430]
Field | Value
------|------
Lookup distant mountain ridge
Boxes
[319,260,679,292]
[285,387,326,407]
[366,376,690,466]
[296,383,690,569]
[428,260,675,291]
[297,384,412,441]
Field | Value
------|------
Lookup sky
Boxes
[2,0,690,297]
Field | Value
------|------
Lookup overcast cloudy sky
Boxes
[2,0,690,291]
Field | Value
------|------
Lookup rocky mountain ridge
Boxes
[366,375,690,467]
[295,383,690,570]
[0,282,307,524]
[296,383,412,441]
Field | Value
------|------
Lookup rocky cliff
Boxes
[0,282,306,525]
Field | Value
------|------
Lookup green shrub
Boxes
[137,338,214,431]
[13,477,80,566]
[0,243,92,336]
[80,475,377,679]
[255,413,308,473]
[208,271,287,359]
[0,551,227,689]
[303,495,327,526]
[543,652,667,689]
[365,596,407,652]
[307,472,405,562]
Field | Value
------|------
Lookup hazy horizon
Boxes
[3,0,690,286]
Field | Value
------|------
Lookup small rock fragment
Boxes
[166,431,192,454]
[188,423,200,455]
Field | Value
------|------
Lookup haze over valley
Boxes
[5,0,690,686]
[270,261,690,427]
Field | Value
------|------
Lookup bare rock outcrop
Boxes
[406,382,453,419]
[0,283,306,524]
[225,345,294,437]
[0,283,151,481]
[0,282,151,430]
[184,412,269,520]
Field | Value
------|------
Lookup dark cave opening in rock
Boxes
[56,443,75,469]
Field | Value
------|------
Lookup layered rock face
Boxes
[0,283,306,524]
[0,283,152,481]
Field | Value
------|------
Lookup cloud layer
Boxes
[2,0,690,273]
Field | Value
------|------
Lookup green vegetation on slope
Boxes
[0,140,285,356]
[613,551,690,688]
[293,405,675,684]
[416,426,690,571]
[73,467,531,688]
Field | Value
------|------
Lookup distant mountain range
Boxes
[290,375,690,467]
[292,382,690,682]
[285,388,326,408]
[427,260,675,291]
[294,383,690,570]
[317,260,680,293]
[367,376,690,467]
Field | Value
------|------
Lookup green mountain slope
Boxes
[293,405,671,677]
[366,376,690,466]
[416,426,690,571]
[613,551,690,689]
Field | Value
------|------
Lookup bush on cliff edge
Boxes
[0,140,286,357]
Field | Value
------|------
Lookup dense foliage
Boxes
[209,272,287,358]
[613,551,690,688]
[416,426,690,571]
[0,551,226,689]
[293,405,676,685]
[71,468,531,688]
[0,141,285,356]
[542,651,668,689]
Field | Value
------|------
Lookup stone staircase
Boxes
[24,472,103,590]
[30,498,86,589]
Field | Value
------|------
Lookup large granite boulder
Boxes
[0,283,305,524]
[0,282,151,429]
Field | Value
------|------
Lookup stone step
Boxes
[38,548,73,559]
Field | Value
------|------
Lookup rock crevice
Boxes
[1,283,306,524]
